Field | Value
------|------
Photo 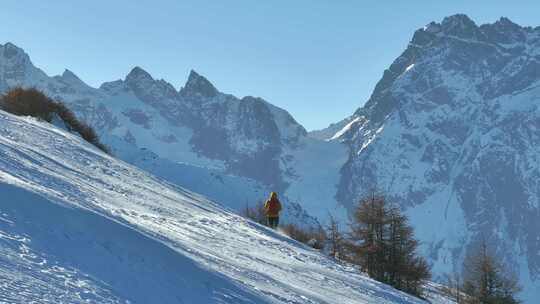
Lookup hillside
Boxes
[324,15,540,301]
[0,110,454,303]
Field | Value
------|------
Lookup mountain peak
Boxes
[491,16,523,33]
[480,16,526,44]
[441,14,475,27]
[411,15,480,46]
[126,66,153,82]
[124,66,157,92]
[55,69,89,88]
[1,42,30,61]
[440,14,482,39]
[61,69,81,81]
[2,42,24,52]
[496,16,517,26]
[188,69,202,80]
[181,69,218,98]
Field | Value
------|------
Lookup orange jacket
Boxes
[264,196,282,217]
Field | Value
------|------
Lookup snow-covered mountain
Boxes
[321,14,540,302]
[2,13,540,302]
[0,109,455,303]
[0,42,349,228]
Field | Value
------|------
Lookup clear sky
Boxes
[1,1,538,130]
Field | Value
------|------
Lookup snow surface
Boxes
[330,117,361,141]
[282,136,350,224]
[309,116,356,141]
[0,111,451,303]
[404,64,415,73]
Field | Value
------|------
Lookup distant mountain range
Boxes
[0,40,348,229]
[1,13,539,302]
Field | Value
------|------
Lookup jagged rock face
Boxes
[117,68,307,190]
[0,43,37,90]
[335,15,540,300]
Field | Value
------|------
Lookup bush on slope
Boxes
[0,87,109,153]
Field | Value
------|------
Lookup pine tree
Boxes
[462,241,521,304]
[326,213,345,260]
[349,193,430,297]
[350,193,387,280]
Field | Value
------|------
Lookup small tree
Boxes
[326,213,345,260]
[462,241,521,304]
[384,204,431,296]
[281,223,326,250]
[350,193,388,280]
[442,271,464,303]
[349,192,431,297]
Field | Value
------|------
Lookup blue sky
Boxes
[1,1,538,130]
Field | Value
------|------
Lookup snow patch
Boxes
[330,116,361,140]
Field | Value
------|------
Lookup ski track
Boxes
[0,111,449,303]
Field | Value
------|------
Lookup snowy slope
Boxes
[0,110,445,303]
[308,117,356,141]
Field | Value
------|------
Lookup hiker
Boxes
[264,192,282,229]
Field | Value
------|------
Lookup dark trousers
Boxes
[267,216,279,229]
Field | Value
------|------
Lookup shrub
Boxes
[241,203,326,250]
[54,102,110,153]
[1,88,109,153]
[281,223,326,250]
[1,87,57,121]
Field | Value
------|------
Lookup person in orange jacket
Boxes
[264,192,282,229]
